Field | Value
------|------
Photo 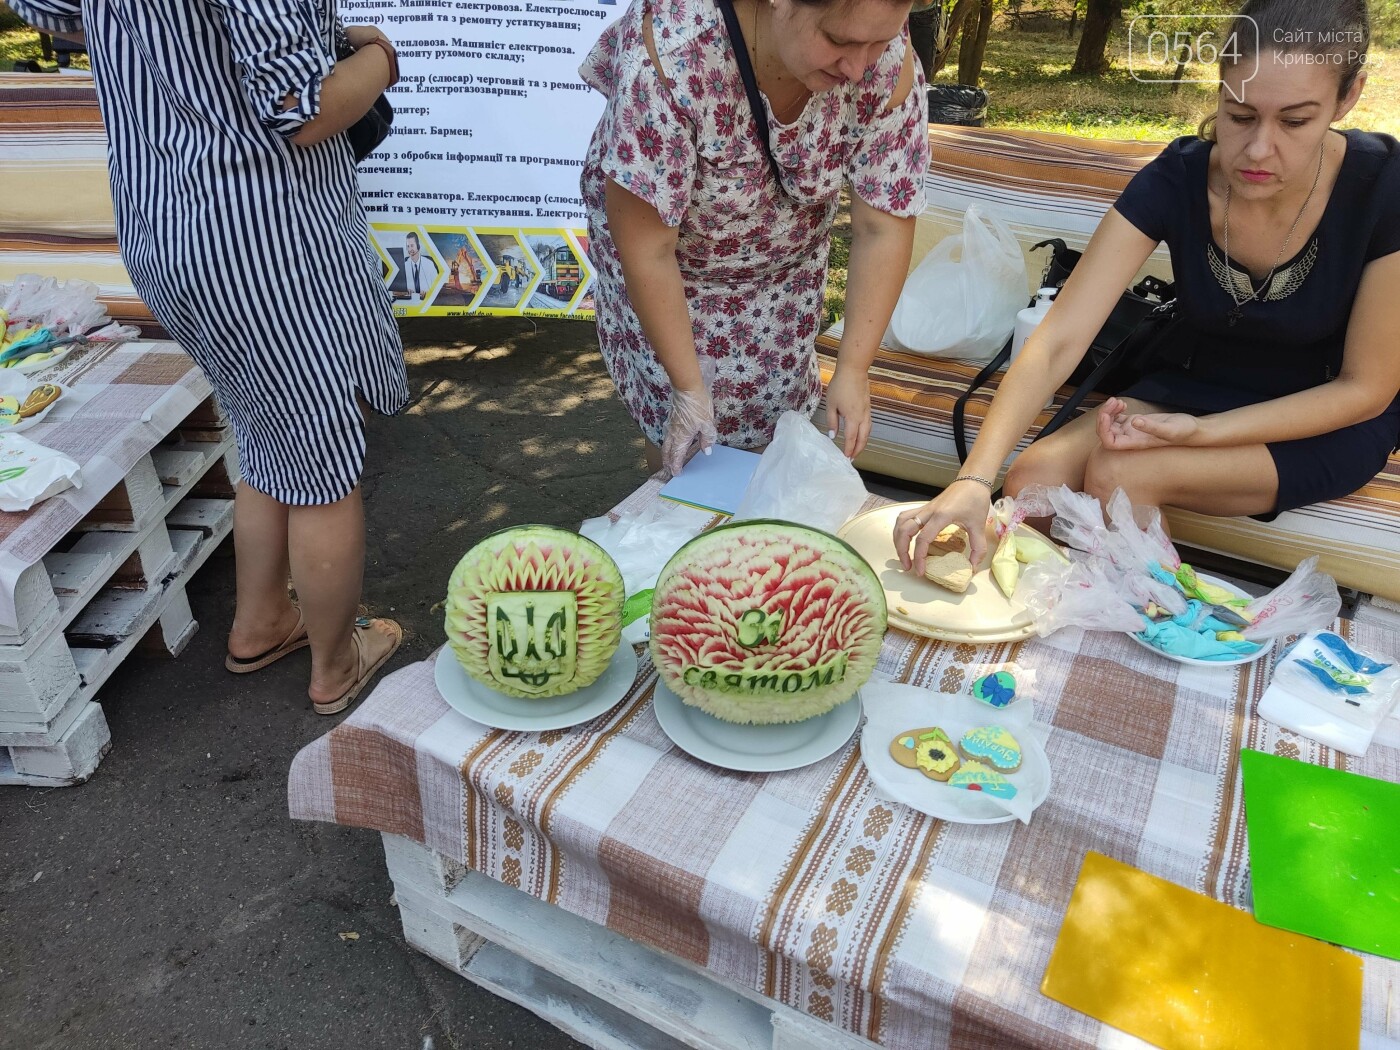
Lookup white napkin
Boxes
[861,680,1046,825]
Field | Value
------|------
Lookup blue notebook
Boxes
[658,445,761,516]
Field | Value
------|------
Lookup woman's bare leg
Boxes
[286,488,398,706]
[1083,442,1280,518]
[227,483,298,660]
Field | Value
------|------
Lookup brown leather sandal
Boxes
[313,617,404,716]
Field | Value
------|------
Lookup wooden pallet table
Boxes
[382,833,877,1050]
[0,399,237,787]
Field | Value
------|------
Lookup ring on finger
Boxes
[911,516,924,528]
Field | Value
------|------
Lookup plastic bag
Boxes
[1240,556,1340,641]
[1016,557,1145,637]
[732,412,867,534]
[0,433,81,511]
[578,500,709,645]
[886,204,1027,363]
[1259,630,1400,755]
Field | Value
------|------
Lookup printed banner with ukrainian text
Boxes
[346,0,612,318]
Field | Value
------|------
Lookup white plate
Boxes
[0,383,64,434]
[651,677,862,773]
[1128,571,1274,667]
[860,687,1051,825]
[433,643,638,731]
[838,503,1065,645]
[8,344,76,376]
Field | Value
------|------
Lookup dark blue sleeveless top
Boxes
[1112,129,1400,408]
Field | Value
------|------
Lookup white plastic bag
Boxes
[0,433,81,511]
[732,412,867,534]
[1259,630,1399,755]
[579,500,709,645]
[886,204,1027,363]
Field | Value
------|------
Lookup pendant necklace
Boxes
[1221,142,1324,327]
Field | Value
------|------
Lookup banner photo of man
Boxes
[360,5,610,320]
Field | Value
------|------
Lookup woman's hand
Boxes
[1096,396,1199,450]
[825,368,872,459]
[660,385,718,478]
[892,479,994,575]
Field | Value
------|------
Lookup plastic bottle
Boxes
[1010,286,1057,364]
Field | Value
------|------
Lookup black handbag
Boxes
[333,25,394,163]
[950,237,1182,462]
[346,94,394,163]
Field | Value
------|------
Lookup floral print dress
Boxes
[580,0,930,448]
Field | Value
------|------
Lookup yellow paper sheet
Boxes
[1041,852,1362,1050]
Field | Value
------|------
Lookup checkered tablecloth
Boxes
[0,340,209,630]
[288,482,1400,1049]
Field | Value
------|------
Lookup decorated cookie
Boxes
[971,670,1016,708]
[949,760,1018,799]
[0,395,19,426]
[19,383,61,418]
[889,726,961,782]
[959,725,1022,773]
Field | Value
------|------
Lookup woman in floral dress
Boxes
[581,0,930,475]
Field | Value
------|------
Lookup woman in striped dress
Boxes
[12,1,408,714]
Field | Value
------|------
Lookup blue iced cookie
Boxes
[971,670,1016,708]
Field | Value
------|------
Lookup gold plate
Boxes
[838,502,1061,644]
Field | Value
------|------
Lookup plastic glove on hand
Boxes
[660,386,718,478]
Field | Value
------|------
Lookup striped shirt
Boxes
[10,0,408,505]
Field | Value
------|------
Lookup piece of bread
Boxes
[922,526,973,593]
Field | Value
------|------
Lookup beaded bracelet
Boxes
[953,474,996,490]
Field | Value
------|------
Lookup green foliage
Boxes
[824,237,850,327]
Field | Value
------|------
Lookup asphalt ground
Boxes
[0,317,659,1050]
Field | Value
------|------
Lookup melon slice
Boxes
[649,520,887,724]
[445,525,624,698]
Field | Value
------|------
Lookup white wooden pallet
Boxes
[0,398,238,787]
[382,833,879,1050]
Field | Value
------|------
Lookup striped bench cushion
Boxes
[824,125,1400,603]
[0,72,162,335]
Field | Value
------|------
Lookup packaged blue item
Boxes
[1259,631,1400,755]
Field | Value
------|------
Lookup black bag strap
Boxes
[1036,299,1177,442]
[952,336,1012,462]
[716,0,785,192]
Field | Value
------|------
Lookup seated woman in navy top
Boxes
[894,0,1400,572]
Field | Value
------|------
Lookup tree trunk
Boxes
[1070,0,1120,75]
[933,0,978,76]
[1067,4,1078,38]
[957,0,994,86]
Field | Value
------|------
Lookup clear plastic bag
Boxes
[1260,630,1399,755]
[1240,556,1341,641]
[578,500,710,645]
[1016,557,1145,636]
[732,412,867,534]
[885,204,1028,364]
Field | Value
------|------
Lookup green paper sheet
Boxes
[1242,748,1400,960]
